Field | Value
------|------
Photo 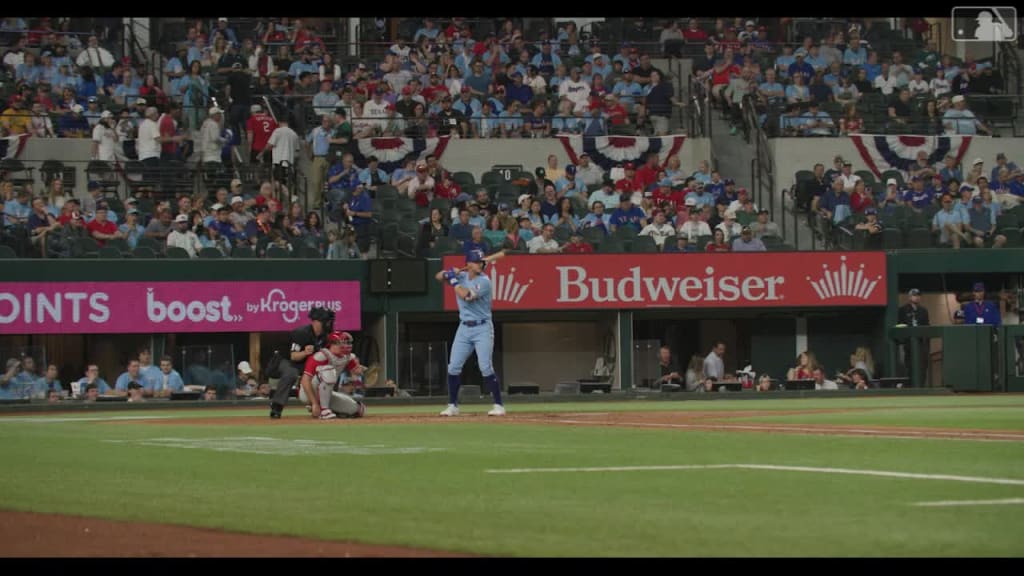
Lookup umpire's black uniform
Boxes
[270,307,334,418]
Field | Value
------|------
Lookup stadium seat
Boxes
[1,159,34,189]
[630,236,659,253]
[614,226,639,241]
[106,238,132,255]
[598,238,625,253]
[165,246,191,259]
[882,228,904,249]
[0,245,17,259]
[265,245,291,259]
[97,246,122,259]
[905,228,933,248]
[995,214,1019,230]
[198,247,224,259]
[132,246,158,259]
[451,171,476,189]
[231,245,255,258]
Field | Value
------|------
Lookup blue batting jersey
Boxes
[455,272,492,323]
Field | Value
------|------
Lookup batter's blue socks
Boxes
[447,374,460,406]
[484,374,503,406]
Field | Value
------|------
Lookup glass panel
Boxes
[178,344,236,399]
[399,341,449,397]
[1015,336,1024,378]
[0,345,51,400]
[632,339,661,389]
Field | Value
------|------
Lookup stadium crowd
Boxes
[0,17,1016,261]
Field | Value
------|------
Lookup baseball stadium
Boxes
[0,15,1023,557]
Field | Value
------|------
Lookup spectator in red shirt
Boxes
[682,19,708,43]
[245,103,277,165]
[602,94,629,127]
[849,180,874,214]
[562,230,594,253]
[705,228,732,252]
[86,205,122,246]
[157,102,183,161]
[616,162,643,193]
[434,170,461,201]
[635,153,660,191]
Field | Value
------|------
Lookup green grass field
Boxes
[1,395,1023,557]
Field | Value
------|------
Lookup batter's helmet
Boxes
[327,330,354,355]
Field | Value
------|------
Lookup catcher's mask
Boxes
[327,330,354,355]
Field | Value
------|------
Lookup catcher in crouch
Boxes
[299,330,367,420]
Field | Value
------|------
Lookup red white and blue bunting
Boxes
[0,133,29,161]
[352,135,451,173]
[557,134,686,172]
[850,135,973,178]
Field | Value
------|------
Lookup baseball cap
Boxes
[136,97,147,106]
[624,162,635,170]
[250,104,262,113]
[127,208,139,215]
[231,62,242,69]
[972,158,984,165]
[402,86,413,95]
[230,196,243,205]
[724,178,735,185]
[71,104,84,113]
[757,208,769,214]
[88,96,98,103]
[237,361,253,375]
[209,106,223,115]
[124,197,138,205]
[218,17,228,22]
[498,202,510,211]
[619,193,632,203]
[741,225,752,233]
[972,196,984,203]
[973,282,985,291]
[959,185,974,193]
[864,207,877,215]
[517,193,531,205]
[565,164,576,175]
[174,213,189,223]
[908,288,921,296]
[87,180,101,191]
[230,178,243,188]
[685,197,697,207]
[886,178,898,186]
[910,175,922,182]
[724,209,737,219]
[535,167,546,177]
[100,110,113,119]
[952,94,965,104]
[210,203,224,212]
[745,20,756,27]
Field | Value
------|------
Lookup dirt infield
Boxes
[111,407,1024,442]
[0,510,471,557]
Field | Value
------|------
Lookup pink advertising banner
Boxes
[0,281,361,334]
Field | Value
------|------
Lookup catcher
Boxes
[299,330,367,420]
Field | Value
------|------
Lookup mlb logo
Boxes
[951,7,1018,42]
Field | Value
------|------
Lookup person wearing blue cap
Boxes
[962,282,1001,326]
[554,164,584,198]
[964,196,1007,249]
[436,248,505,417]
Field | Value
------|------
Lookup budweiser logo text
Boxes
[488,265,533,304]
[557,266,785,303]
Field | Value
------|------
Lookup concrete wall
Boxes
[441,136,712,182]
[770,137,1024,191]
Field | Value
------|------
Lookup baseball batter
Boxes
[299,331,366,420]
[436,249,505,416]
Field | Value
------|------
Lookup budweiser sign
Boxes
[442,253,886,310]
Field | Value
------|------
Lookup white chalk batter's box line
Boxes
[485,463,1024,507]
[104,436,447,456]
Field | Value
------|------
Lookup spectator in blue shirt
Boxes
[452,87,482,117]
[499,100,525,137]
[326,153,360,207]
[449,208,474,243]
[288,50,319,79]
[580,201,611,234]
[612,70,643,111]
[152,356,185,397]
[76,364,111,396]
[609,194,647,232]
[531,43,562,76]
[555,165,586,198]
[343,184,374,253]
[505,73,533,107]
[358,156,389,192]
[788,51,814,82]
[931,194,966,248]
[413,18,440,42]
[114,360,145,396]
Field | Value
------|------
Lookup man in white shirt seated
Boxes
[812,367,839,390]
[166,213,203,257]
[639,209,675,250]
[527,224,562,253]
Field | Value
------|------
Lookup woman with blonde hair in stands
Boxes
[838,346,875,386]
[544,154,565,183]
[46,178,71,217]
[684,355,707,392]
[787,351,820,381]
